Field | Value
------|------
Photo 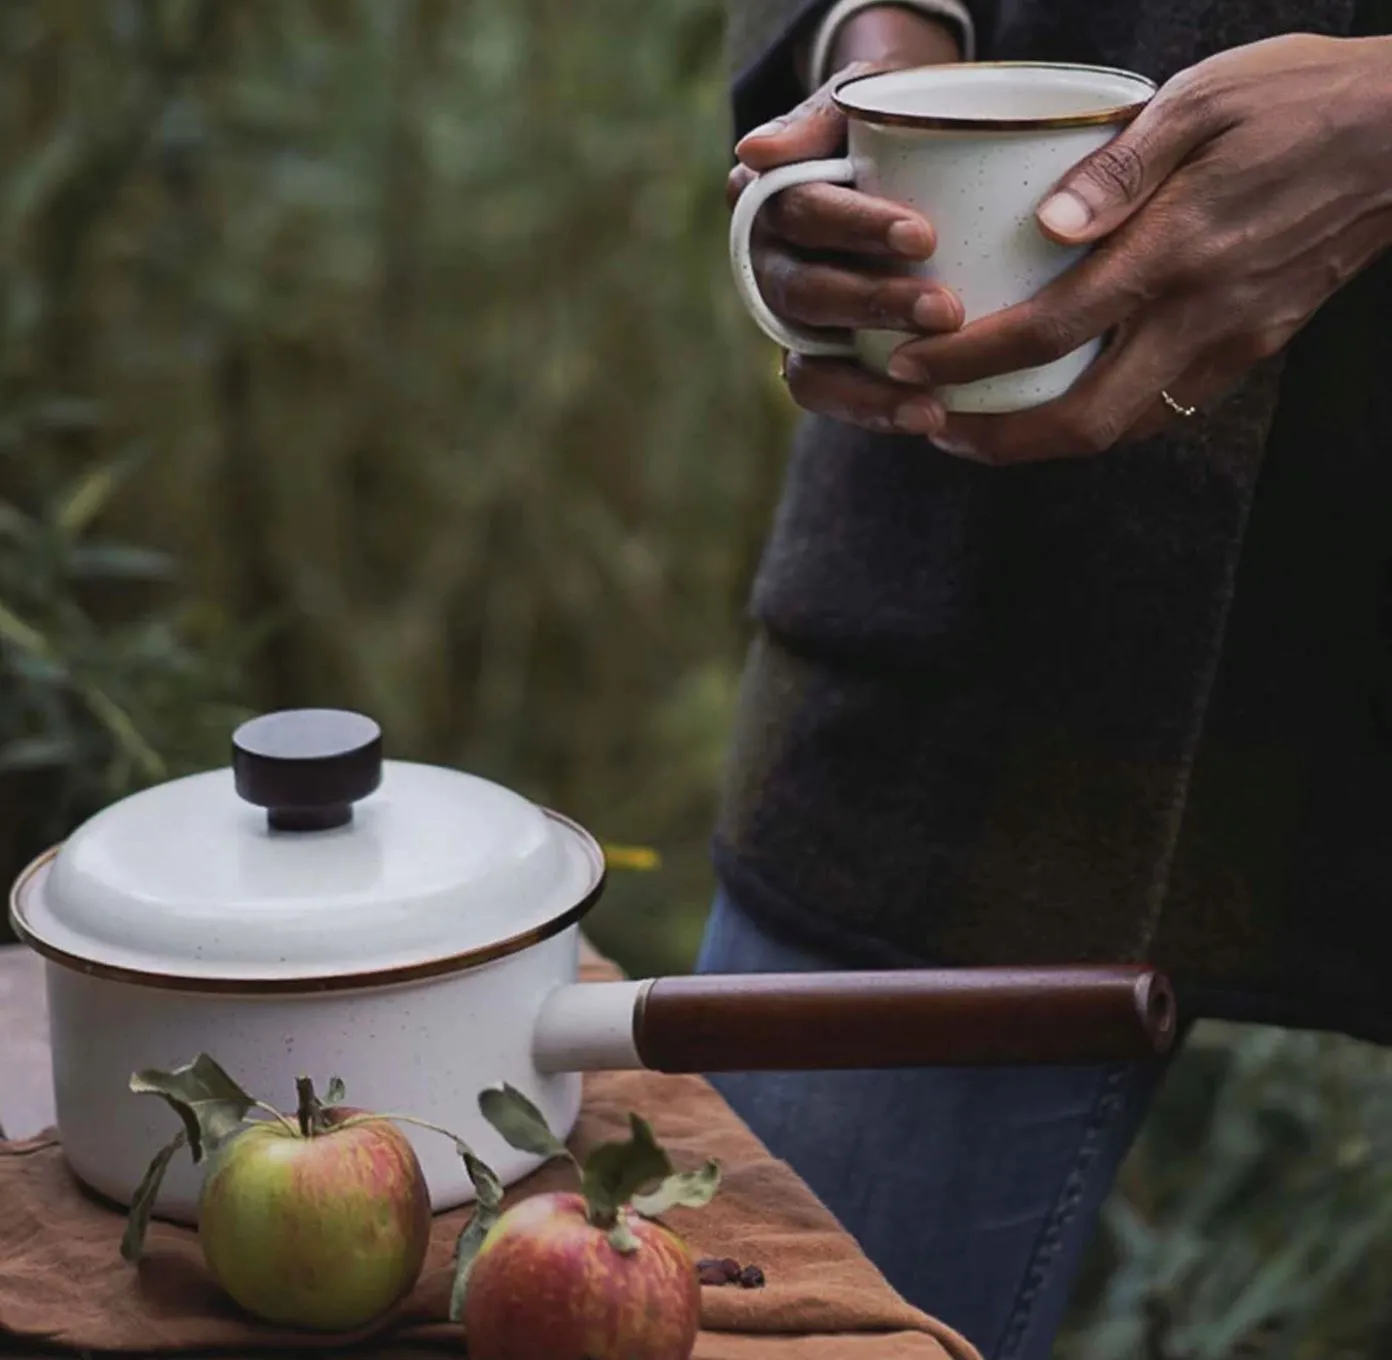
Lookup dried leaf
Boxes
[120,1129,188,1263]
[449,1148,505,1322]
[478,1083,572,1162]
[631,1158,721,1219]
[465,1149,505,1211]
[128,1054,254,1162]
[324,1076,346,1105]
[580,1114,672,1227]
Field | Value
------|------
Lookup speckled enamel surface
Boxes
[848,116,1118,412]
[47,927,586,1224]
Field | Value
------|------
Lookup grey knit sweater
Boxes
[715,0,1392,1041]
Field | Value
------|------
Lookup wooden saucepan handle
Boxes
[630,966,1177,1072]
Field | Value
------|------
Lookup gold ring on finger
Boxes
[1160,388,1198,418]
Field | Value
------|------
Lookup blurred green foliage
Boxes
[0,0,789,974]
[1059,1025,1392,1358]
[1,3,1390,1355]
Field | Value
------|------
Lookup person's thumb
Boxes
[734,62,883,171]
[1034,98,1201,244]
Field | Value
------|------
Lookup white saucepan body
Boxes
[43,923,647,1224]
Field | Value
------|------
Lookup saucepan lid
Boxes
[9,709,605,991]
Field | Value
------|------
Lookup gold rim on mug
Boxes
[832,61,1157,133]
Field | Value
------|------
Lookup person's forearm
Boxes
[795,5,963,89]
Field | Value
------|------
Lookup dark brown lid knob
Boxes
[232,709,383,832]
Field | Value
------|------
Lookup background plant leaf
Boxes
[0,735,80,774]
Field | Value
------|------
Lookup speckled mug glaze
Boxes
[728,63,1156,415]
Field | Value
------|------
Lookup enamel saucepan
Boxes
[8,709,1177,1223]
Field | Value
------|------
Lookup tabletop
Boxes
[0,946,52,1142]
[0,944,980,1360]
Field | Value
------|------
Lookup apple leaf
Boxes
[630,1159,722,1219]
[324,1076,346,1106]
[119,1129,188,1263]
[477,1084,573,1163]
[580,1114,672,1228]
[449,1149,505,1323]
[128,1053,254,1162]
[464,1148,504,1210]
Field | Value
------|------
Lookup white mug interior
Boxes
[835,63,1157,124]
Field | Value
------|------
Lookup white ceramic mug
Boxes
[729,62,1157,414]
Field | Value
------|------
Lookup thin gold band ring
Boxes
[1160,389,1198,418]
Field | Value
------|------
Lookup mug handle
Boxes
[728,157,860,358]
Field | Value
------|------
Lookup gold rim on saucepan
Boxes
[832,61,1157,132]
[7,809,608,995]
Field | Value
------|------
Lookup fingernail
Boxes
[894,399,945,435]
[737,118,786,147]
[1038,190,1092,236]
[887,353,929,384]
[912,293,958,331]
[886,219,933,257]
[934,434,978,457]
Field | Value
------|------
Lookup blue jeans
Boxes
[695,889,1172,1360]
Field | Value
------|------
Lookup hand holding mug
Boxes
[885,34,1392,464]
[729,64,968,438]
[729,62,1158,433]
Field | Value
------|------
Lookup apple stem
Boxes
[607,1214,641,1255]
[252,1101,300,1138]
[295,1077,317,1138]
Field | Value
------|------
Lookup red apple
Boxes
[463,1190,700,1360]
[198,1106,431,1332]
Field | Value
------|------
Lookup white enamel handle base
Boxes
[728,156,860,358]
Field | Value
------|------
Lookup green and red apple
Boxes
[463,1191,701,1360]
[455,1085,722,1360]
[199,1104,431,1331]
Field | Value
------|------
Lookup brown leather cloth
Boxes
[0,946,981,1360]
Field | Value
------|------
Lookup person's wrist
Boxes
[795,5,964,89]
[827,6,964,74]
[1346,37,1392,239]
